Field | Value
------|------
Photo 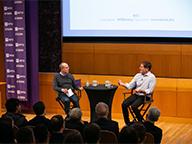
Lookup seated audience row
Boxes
[0,98,162,144]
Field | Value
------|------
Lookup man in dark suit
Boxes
[28,101,51,129]
[94,102,119,137]
[2,98,28,128]
[65,107,88,136]
[49,115,65,144]
[143,107,162,144]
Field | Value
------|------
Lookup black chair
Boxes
[56,79,82,114]
[100,130,118,144]
[143,132,155,144]
[123,89,154,122]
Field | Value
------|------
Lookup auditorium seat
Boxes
[100,130,118,144]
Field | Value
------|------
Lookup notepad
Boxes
[66,88,74,97]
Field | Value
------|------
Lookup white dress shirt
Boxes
[125,71,156,96]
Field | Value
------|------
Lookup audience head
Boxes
[50,115,64,132]
[5,98,21,113]
[118,126,138,144]
[33,101,46,116]
[16,127,35,144]
[131,122,146,143]
[69,107,82,120]
[64,129,83,144]
[34,125,49,144]
[59,62,69,74]
[95,102,109,119]
[0,118,15,143]
[140,61,152,74]
[147,107,161,122]
[84,123,101,144]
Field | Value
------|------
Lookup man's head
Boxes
[118,126,138,144]
[59,62,69,74]
[146,107,161,122]
[33,101,45,116]
[130,122,146,143]
[83,123,101,144]
[50,115,64,132]
[95,102,109,119]
[5,98,21,113]
[139,61,152,75]
[69,108,82,120]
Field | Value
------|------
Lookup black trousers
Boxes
[58,93,79,114]
[122,94,144,125]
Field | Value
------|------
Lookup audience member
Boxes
[63,129,84,144]
[95,102,119,136]
[65,107,88,135]
[2,98,28,128]
[28,101,51,129]
[49,115,65,143]
[118,126,138,144]
[143,107,162,144]
[34,125,49,144]
[0,117,15,143]
[83,123,101,144]
[131,122,146,143]
[16,126,35,144]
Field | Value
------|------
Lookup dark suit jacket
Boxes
[95,117,119,137]
[2,112,28,128]
[143,121,162,144]
[65,118,88,136]
[28,115,51,129]
[50,132,65,144]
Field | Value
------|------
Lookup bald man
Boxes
[95,102,119,137]
[53,63,80,115]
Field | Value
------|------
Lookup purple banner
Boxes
[3,0,28,101]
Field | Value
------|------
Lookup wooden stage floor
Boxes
[24,112,192,144]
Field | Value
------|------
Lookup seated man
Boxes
[94,102,119,137]
[83,123,101,144]
[53,62,81,115]
[49,115,65,143]
[28,101,51,129]
[118,61,156,125]
[143,107,162,144]
[2,98,28,128]
[65,108,88,136]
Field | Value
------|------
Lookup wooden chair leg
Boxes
[56,97,65,113]
[128,106,137,121]
[142,103,152,118]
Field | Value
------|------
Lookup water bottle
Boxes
[85,81,89,87]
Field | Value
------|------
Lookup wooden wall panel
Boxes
[153,78,177,117]
[39,73,63,113]
[62,43,182,78]
[181,45,192,78]
[40,73,192,118]
[177,79,192,117]
[62,43,95,74]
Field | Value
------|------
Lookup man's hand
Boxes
[61,88,68,94]
[118,80,125,87]
[134,89,146,94]
[78,87,83,91]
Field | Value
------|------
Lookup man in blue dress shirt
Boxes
[118,61,156,125]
